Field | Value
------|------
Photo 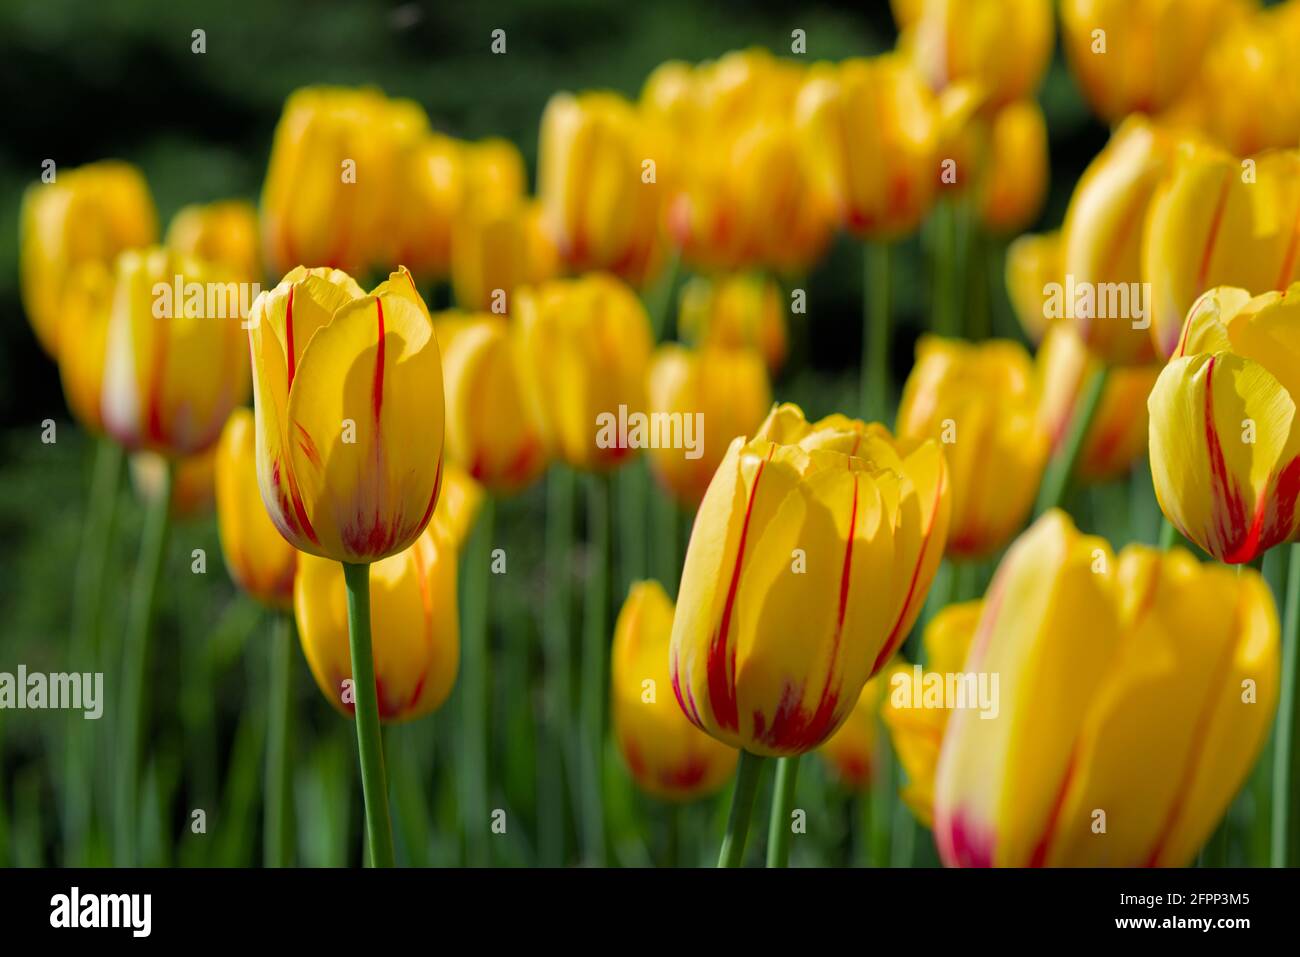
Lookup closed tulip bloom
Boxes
[515,274,653,472]
[430,463,485,550]
[645,344,771,506]
[166,200,261,283]
[795,55,939,239]
[246,265,445,562]
[1148,284,1300,563]
[451,198,555,314]
[131,447,217,521]
[977,99,1048,235]
[897,336,1048,558]
[392,133,462,279]
[101,247,250,456]
[819,666,893,791]
[930,511,1277,867]
[1144,144,1300,359]
[295,519,459,723]
[1198,6,1300,156]
[1036,325,1159,483]
[20,160,157,358]
[440,316,546,493]
[678,274,787,375]
[57,261,116,434]
[669,403,949,756]
[613,581,738,800]
[1005,230,1060,343]
[214,408,297,608]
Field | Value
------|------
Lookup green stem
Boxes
[1159,517,1179,550]
[539,467,574,866]
[1272,542,1300,866]
[649,248,683,342]
[580,474,610,864]
[461,498,495,867]
[765,755,801,867]
[718,750,766,867]
[264,611,294,867]
[342,561,395,868]
[113,457,173,866]
[1034,366,1109,516]
[862,240,892,422]
[968,227,990,341]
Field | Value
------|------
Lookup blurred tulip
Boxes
[20,160,157,358]
[1005,230,1060,343]
[440,315,547,493]
[795,55,939,239]
[819,666,893,791]
[976,99,1048,235]
[515,274,653,472]
[612,580,738,800]
[926,511,1277,867]
[431,463,485,550]
[1144,143,1300,359]
[57,261,116,434]
[677,274,787,375]
[669,403,949,756]
[100,247,250,457]
[214,408,298,608]
[166,200,261,283]
[1036,324,1159,483]
[295,519,459,723]
[451,198,556,314]
[392,133,462,279]
[897,336,1048,558]
[130,446,216,521]
[645,344,771,506]
[1148,284,1300,563]
[246,265,445,562]
[1198,5,1300,156]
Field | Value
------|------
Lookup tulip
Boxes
[440,315,547,493]
[57,260,116,435]
[214,408,297,608]
[130,447,216,521]
[897,336,1048,558]
[612,580,738,801]
[515,274,654,472]
[677,274,787,375]
[976,99,1048,235]
[392,133,462,279]
[645,344,771,506]
[20,160,157,358]
[1147,284,1300,563]
[819,667,894,791]
[1143,143,1300,359]
[246,264,445,563]
[450,198,557,314]
[100,247,250,457]
[920,511,1277,867]
[166,200,261,283]
[1005,230,1060,344]
[1197,5,1300,156]
[430,463,485,550]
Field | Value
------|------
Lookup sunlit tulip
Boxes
[795,55,939,239]
[645,344,771,506]
[819,667,893,791]
[537,91,666,286]
[669,403,949,756]
[214,408,297,608]
[976,99,1048,235]
[451,198,556,314]
[1036,325,1159,483]
[440,315,546,493]
[1143,143,1300,359]
[431,463,485,550]
[1005,230,1060,343]
[130,447,217,521]
[166,200,261,283]
[246,265,445,562]
[261,86,428,277]
[1148,284,1300,563]
[392,133,462,279]
[925,511,1277,867]
[1197,6,1300,156]
[295,519,458,723]
[677,274,787,375]
[693,48,806,133]
[20,160,157,358]
[612,581,738,800]
[897,336,1048,558]
[1061,0,1251,124]
[515,274,653,472]
[100,247,250,457]
[57,261,116,434]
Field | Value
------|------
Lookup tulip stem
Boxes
[1034,365,1109,516]
[540,467,575,865]
[718,750,766,867]
[461,497,495,867]
[342,561,395,868]
[862,240,892,422]
[113,457,172,866]
[580,474,611,864]
[1272,542,1300,866]
[766,755,801,867]
[265,610,294,867]
[1159,517,1179,550]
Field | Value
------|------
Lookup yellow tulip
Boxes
[295,519,458,724]
[795,55,939,240]
[678,274,788,375]
[1005,230,1060,344]
[1036,324,1159,484]
[20,160,157,358]
[1148,284,1300,563]
[669,403,949,756]
[166,200,260,283]
[214,408,298,609]
[920,511,1277,867]
[1198,5,1300,156]
[897,336,1048,558]
[1143,143,1300,359]
[612,581,738,800]
[130,447,217,521]
[57,260,116,434]
[440,315,547,493]
[976,99,1048,235]
[515,274,653,472]
[246,265,445,563]
[430,463,485,551]
[100,247,250,457]
[819,666,893,791]
[451,198,556,314]
[645,344,771,506]
[392,133,462,279]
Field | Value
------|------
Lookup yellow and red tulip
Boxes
[677,274,787,376]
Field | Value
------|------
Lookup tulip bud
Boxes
[976,99,1048,235]
[450,198,556,314]
[819,666,893,791]
[166,200,261,283]
[215,408,297,608]
[246,265,445,563]
[1004,230,1060,344]
[612,581,738,800]
[897,336,1048,558]
[677,274,788,375]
